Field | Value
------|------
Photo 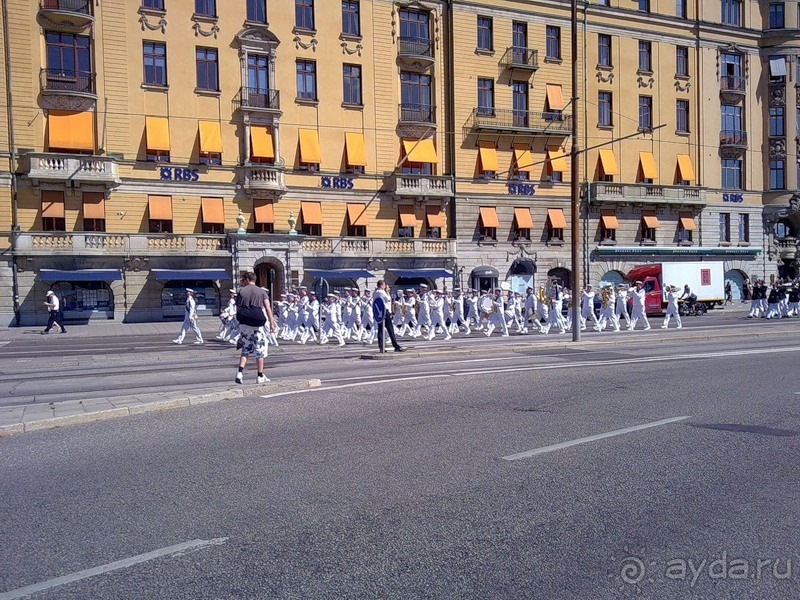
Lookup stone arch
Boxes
[253,256,285,300]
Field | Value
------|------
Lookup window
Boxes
[401,71,432,121]
[773,220,793,238]
[255,222,274,234]
[342,1,360,36]
[678,222,693,243]
[548,225,564,242]
[769,3,785,28]
[638,0,650,12]
[512,21,528,64]
[296,0,314,30]
[143,41,167,86]
[398,226,414,238]
[512,81,528,127]
[639,96,652,131]
[770,106,785,137]
[642,220,657,242]
[676,46,688,77]
[638,41,652,72]
[302,223,321,236]
[601,215,616,242]
[343,64,362,105]
[721,104,742,140]
[598,91,612,126]
[195,47,218,91]
[41,191,65,232]
[200,152,221,165]
[147,149,170,163]
[247,0,267,23]
[45,32,92,92]
[770,160,786,190]
[477,16,493,51]
[296,59,317,100]
[149,219,173,233]
[676,99,689,133]
[719,213,731,242]
[479,209,497,241]
[142,0,164,10]
[721,158,742,190]
[721,0,740,26]
[738,214,750,242]
[194,0,215,17]
[347,216,367,238]
[402,161,432,175]
[247,53,270,94]
[598,34,612,67]
[477,78,494,116]
[400,9,430,43]
[546,26,561,60]
[676,0,687,18]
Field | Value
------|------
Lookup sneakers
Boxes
[235,371,243,384]
[173,339,182,344]
[193,340,204,345]
[660,325,668,329]
[256,375,270,384]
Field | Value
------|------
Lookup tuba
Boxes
[601,287,612,309]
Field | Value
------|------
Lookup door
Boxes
[512,82,528,127]
[247,54,270,108]
[512,21,527,62]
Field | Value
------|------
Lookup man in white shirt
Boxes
[661,285,683,329]
[628,281,651,331]
[374,280,405,353]
[579,285,600,331]
[173,288,203,344]
[43,290,66,334]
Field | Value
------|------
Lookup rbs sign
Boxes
[722,193,744,203]
[160,167,200,182]
[321,176,355,189]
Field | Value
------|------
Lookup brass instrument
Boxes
[601,287,612,309]
[538,286,546,303]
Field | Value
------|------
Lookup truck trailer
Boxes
[625,262,726,315]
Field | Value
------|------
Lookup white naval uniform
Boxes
[615,289,631,329]
[175,295,203,343]
[628,288,651,330]
[541,291,566,335]
[661,289,682,329]
[426,295,451,340]
[579,290,599,331]
[523,292,538,333]
[485,294,509,337]
[415,291,431,335]
[596,293,618,332]
[400,295,418,337]
[320,300,346,346]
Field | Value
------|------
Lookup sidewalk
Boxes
[0,316,223,342]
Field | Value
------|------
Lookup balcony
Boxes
[590,183,707,206]
[464,107,572,135]
[39,0,94,26]
[301,237,456,258]
[23,153,120,187]
[387,173,452,198]
[240,166,286,195]
[40,69,96,99]
[399,103,436,125]
[776,238,797,261]
[398,36,434,63]
[720,75,746,101]
[502,46,539,72]
[720,130,747,151]
[237,87,280,113]
[15,233,231,256]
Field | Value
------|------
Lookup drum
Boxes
[480,296,494,317]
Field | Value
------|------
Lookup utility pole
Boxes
[570,0,581,342]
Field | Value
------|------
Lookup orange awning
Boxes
[347,203,368,226]
[679,211,697,231]
[600,209,618,229]
[398,204,416,228]
[514,207,533,229]
[547,208,567,229]
[299,128,321,164]
[676,154,695,181]
[201,197,225,224]
[148,195,173,220]
[426,205,444,228]
[547,146,568,172]
[402,138,438,163]
[546,84,565,110]
[301,201,323,225]
[478,141,498,172]
[513,143,535,173]
[251,125,274,159]
[199,121,223,153]
[41,191,64,218]
[639,151,658,179]
[598,149,619,175]
[82,192,105,219]
[48,110,94,151]
[345,132,367,167]
[253,199,274,224]
[145,116,170,152]
[479,206,499,228]
[642,210,661,228]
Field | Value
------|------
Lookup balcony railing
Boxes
[399,103,436,124]
[241,165,286,194]
[40,0,92,15]
[23,153,119,186]
[238,87,280,111]
[16,233,230,255]
[398,36,433,59]
[465,107,572,134]
[301,237,456,257]
[720,129,747,148]
[590,182,707,205]
[40,69,95,96]
[387,173,452,197]
[720,75,746,93]
[502,46,539,70]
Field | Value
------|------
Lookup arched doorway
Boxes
[547,267,571,289]
[470,265,499,292]
[724,269,746,302]
[599,270,625,288]
[254,258,285,301]
[509,258,536,293]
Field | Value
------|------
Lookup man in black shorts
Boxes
[235,271,277,384]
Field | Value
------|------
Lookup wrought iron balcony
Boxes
[502,46,539,71]
[720,75,746,101]
[39,0,93,23]
[23,153,120,187]
[238,87,280,112]
[40,69,96,97]
[387,174,452,197]
[399,103,436,124]
[398,36,433,61]
[720,129,747,149]
[590,182,707,206]
[240,165,286,195]
[465,107,571,134]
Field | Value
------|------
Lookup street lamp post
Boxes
[570,0,581,342]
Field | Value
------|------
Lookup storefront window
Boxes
[161,281,219,317]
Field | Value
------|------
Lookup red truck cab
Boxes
[626,265,665,314]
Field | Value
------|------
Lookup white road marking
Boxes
[0,538,228,600]
[501,416,692,461]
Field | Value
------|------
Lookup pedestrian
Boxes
[173,288,203,344]
[216,289,237,341]
[724,281,733,306]
[373,280,405,353]
[42,290,66,334]
[628,281,651,331]
[234,271,277,384]
[661,285,683,329]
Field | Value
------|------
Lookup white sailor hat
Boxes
[343,287,351,291]
[453,287,461,292]
[309,290,316,294]
[229,288,237,294]
[405,288,414,293]
[635,280,643,285]
[327,293,336,298]
[419,283,429,288]
[185,288,195,294]
[280,293,286,297]
[46,290,55,296]
[433,289,443,294]
[494,287,502,292]
[299,285,307,290]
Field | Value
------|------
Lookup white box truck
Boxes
[625,262,726,314]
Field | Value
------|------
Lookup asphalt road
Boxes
[1,319,798,599]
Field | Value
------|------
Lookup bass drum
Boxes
[479,296,494,316]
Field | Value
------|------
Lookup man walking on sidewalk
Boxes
[173,288,203,344]
[374,280,405,353]
[43,290,66,334]
[235,271,277,384]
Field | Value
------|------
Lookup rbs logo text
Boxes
[160,167,200,181]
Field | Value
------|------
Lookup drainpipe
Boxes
[444,0,456,240]
[2,0,20,326]
[582,0,589,284]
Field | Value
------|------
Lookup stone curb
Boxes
[0,379,321,437]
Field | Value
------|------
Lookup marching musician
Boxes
[628,281,651,331]
[400,288,418,337]
[614,285,630,330]
[485,287,509,337]
[523,287,538,334]
[579,284,600,332]
[661,285,682,329]
[415,283,432,337]
[596,284,618,332]
[426,289,451,341]
[541,279,566,335]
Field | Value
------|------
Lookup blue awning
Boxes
[306,269,375,280]
[389,268,454,279]
[41,269,122,282]
[152,269,231,281]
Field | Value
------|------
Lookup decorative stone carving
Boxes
[40,95,96,112]
[341,42,363,56]
[397,124,436,138]
[769,84,786,107]
[674,78,691,92]
[38,14,93,33]
[637,75,654,89]
[139,13,167,33]
[193,21,219,39]
[596,70,614,83]
[770,138,786,160]
[293,36,318,51]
